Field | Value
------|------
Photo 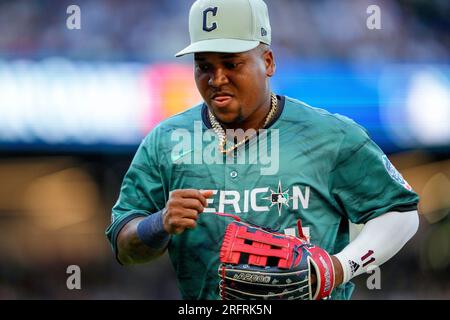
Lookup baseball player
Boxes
[106,0,419,300]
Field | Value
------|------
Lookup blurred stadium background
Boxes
[0,0,449,299]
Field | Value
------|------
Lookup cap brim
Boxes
[175,39,260,57]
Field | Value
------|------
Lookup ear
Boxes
[264,50,276,77]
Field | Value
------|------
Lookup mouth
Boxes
[211,93,233,108]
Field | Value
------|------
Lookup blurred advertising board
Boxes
[0,59,448,153]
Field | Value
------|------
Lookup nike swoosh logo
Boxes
[172,149,195,163]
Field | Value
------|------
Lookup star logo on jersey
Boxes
[262,181,291,216]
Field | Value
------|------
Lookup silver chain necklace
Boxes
[208,93,278,154]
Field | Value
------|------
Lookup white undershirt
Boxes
[334,210,419,283]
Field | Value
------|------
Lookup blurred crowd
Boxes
[0,0,448,63]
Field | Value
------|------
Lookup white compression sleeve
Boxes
[334,210,419,283]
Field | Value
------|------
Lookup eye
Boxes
[225,62,239,69]
[196,64,210,72]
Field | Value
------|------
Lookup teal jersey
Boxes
[106,96,419,300]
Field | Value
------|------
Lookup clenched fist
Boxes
[163,189,214,235]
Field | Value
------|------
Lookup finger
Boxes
[170,190,202,207]
[177,189,204,199]
[201,190,214,198]
[182,198,205,213]
[199,190,214,207]
[178,189,211,207]
[173,227,185,235]
[180,218,197,230]
[172,218,197,234]
[179,209,200,220]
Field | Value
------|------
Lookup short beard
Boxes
[219,110,245,128]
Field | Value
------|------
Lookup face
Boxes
[194,45,275,126]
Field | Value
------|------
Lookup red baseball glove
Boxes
[218,219,335,300]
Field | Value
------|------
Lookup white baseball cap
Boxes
[175,0,271,57]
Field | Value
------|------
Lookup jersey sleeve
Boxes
[105,128,167,257]
[329,120,419,224]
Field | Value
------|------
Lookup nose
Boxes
[208,67,229,88]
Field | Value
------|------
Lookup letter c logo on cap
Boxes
[203,7,218,32]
